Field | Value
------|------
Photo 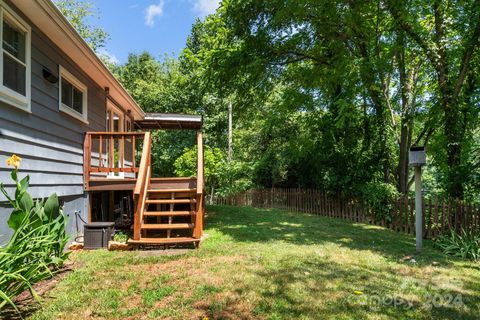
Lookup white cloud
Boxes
[98,49,120,65]
[193,0,220,17]
[145,1,165,27]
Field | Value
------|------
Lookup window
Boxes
[59,66,88,123]
[0,4,31,111]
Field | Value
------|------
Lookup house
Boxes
[0,0,204,247]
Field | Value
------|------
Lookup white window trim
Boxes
[59,65,88,124]
[0,1,31,113]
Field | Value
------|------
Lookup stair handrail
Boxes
[133,132,152,240]
[194,130,204,239]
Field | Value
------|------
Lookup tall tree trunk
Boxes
[398,122,410,193]
[396,30,410,194]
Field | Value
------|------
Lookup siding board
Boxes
[0,120,83,153]
[0,136,83,164]
[0,154,82,174]
[1,186,84,201]
[0,171,83,185]
[1,104,86,142]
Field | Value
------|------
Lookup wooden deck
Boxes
[84,130,204,247]
[87,177,197,191]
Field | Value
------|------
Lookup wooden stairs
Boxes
[127,132,205,247]
[129,184,203,246]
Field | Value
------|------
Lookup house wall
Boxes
[0,0,106,243]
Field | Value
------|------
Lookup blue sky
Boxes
[88,0,220,64]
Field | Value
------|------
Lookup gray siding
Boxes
[0,1,106,242]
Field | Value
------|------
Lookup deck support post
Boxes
[83,133,91,190]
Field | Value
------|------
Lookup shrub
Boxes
[435,229,480,262]
[0,155,70,312]
[113,231,129,243]
[362,181,400,222]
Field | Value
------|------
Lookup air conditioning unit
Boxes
[84,222,115,249]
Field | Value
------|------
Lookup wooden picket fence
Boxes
[208,188,480,239]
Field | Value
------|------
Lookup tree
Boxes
[107,0,479,201]
[54,0,109,52]
[190,0,479,200]
[386,0,480,198]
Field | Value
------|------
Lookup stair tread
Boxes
[144,211,194,216]
[148,188,196,193]
[141,223,194,230]
[128,237,200,244]
[146,199,196,204]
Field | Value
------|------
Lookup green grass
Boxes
[26,205,480,319]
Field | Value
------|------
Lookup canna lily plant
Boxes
[0,155,70,312]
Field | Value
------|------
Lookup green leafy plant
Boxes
[0,155,70,312]
[362,181,400,222]
[113,231,129,243]
[435,229,480,262]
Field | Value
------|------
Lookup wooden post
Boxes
[194,130,204,239]
[132,136,136,169]
[99,135,103,168]
[83,133,91,190]
[109,134,114,170]
[88,193,92,223]
[120,135,125,170]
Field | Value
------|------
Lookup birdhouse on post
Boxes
[409,145,426,253]
[409,146,426,167]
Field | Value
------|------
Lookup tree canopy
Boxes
[54,0,109,52]
[62,0,480,202]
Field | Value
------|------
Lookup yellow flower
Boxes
[6,154,21,169]
[353,290,363,295]
[202,317,209,320]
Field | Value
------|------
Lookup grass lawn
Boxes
[28,205,479,320]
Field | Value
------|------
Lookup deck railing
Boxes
[133,132,152,240]
[83,132,146,189]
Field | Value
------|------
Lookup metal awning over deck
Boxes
[134,113,203,130]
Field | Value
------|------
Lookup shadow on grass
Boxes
[248,255,480,320]
[206,205,452,265]
[205,206,480,317]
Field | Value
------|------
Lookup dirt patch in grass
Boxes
[194,291,258,320]
[118,255,252,318]
[53,254,255,320]
[135,248,192,257]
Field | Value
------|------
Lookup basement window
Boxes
[59,65,88,123]
[0,3,31,112]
